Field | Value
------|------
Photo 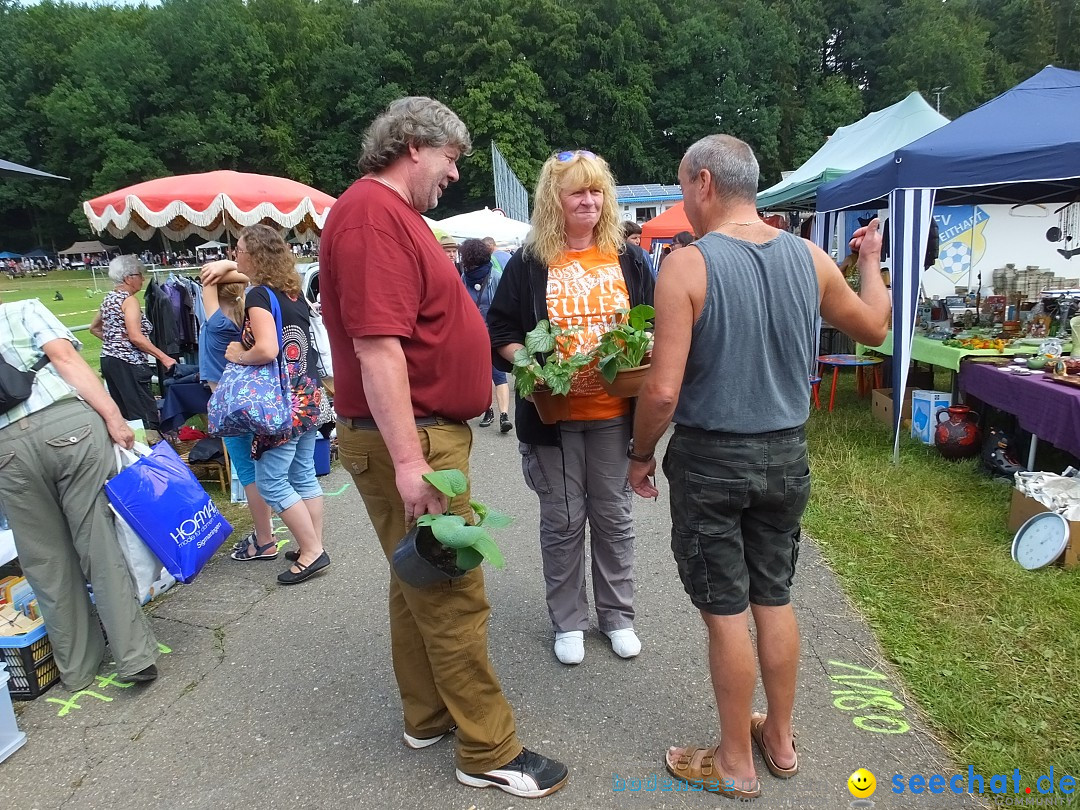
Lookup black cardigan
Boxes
[487,246,655,446]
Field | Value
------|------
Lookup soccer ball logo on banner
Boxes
[939,241,971,277]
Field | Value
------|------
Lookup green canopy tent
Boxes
[756,92,948,212]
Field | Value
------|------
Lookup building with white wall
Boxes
[616,184,682,223]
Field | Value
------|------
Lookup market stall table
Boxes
[857,332,1058,372]
[857,332,1069,396]
[959,362,1080,467]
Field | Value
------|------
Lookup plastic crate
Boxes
[0,622,60,700]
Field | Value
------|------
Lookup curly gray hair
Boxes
[107,254,146,284]
[359,96,472,175]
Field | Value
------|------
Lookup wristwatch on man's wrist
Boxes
[627,438,654,463]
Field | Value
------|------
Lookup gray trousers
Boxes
[0,398,158,691]
[520,416,636,633]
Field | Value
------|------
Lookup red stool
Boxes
[809,375,822,410]
[817,354,883,411]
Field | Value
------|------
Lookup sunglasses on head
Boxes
[555,150,597,162]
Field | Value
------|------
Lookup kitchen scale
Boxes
[1011,512,1070,570]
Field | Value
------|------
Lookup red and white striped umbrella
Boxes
[84,170,335,241]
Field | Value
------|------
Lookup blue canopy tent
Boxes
[0,251,22,259]
[815,65,1080,461]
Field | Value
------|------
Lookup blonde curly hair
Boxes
[524,151,624,268]
[238,224,300,297]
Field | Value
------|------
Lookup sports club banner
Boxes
[933,205,990,283]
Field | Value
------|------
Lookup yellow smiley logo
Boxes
[848,768,876,798]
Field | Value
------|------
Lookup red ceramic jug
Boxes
[934,405,981,460]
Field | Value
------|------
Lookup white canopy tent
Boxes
[434,207,531,244]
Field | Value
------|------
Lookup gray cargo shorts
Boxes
[662,424,810,615]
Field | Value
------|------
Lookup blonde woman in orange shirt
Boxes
[487,150,654,665]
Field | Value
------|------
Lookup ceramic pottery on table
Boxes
[934,405,982,460]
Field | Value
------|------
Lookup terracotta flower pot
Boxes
[599,363,651,398]
[531,386,571,425]
[392,524,466,588]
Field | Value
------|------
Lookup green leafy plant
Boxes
[592,304,655,383]
[415,469,511,571]
[512,319,591,397]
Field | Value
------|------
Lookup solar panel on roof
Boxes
[615,183,682,199]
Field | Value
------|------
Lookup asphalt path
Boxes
[1,422,986,809]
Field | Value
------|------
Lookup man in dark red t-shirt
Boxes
[320,97,568,799]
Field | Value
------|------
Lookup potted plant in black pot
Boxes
[592,304,655,397]
[392,469,511,587]
[511,319,591,424]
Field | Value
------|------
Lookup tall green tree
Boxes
[0,0,1075,251]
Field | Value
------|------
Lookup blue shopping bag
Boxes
[105,442,232,584]
[207,287,292,437]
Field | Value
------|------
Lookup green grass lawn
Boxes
[805,378,1079,783]
[1,269,135,371]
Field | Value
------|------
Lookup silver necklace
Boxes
[372,175,407,202]
[719,220,758,228]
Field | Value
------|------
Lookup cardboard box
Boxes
[910,390,952,445]
[1007,489,1079,569]
[871,388,913,427]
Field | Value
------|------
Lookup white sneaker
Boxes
[403,729,450,749]
[605,628,641,658]
[553,631,584,665]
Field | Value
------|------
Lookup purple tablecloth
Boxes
[959,363,1080,459]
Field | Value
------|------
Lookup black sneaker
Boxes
[499,413,513,433]
[456,748,568,798]
[479,408,495,427]
[121,664,158,683]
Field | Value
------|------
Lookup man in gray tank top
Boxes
[626,135,889,799]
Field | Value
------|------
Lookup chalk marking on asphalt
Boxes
[827,660,911,734]
[46,690,113,717]
[94,673,134,689]
[48,642,173,717]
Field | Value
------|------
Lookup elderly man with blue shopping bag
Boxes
[0,298,159,690]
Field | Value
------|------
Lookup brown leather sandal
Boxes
[750,713,798,779]
[664,745,762,800]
